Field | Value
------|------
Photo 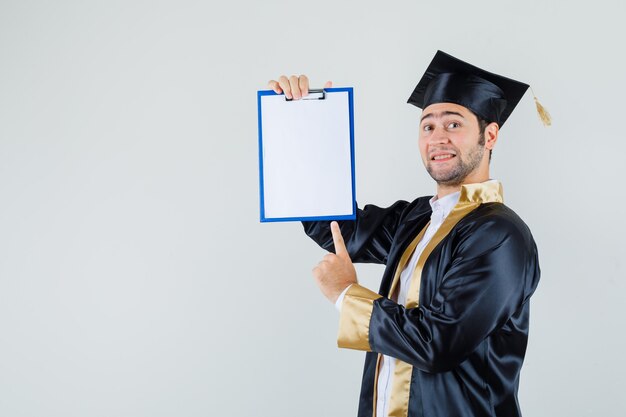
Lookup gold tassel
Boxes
[531,87,551,127]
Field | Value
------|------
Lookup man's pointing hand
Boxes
[312,221,358,303]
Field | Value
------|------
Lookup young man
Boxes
[268,51,541,417]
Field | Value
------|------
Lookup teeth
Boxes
[433,154,454,160]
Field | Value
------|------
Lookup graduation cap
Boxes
[407,50,550,127]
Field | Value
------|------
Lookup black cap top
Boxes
[407,50,530,127]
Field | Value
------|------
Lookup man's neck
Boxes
[435,184,462,200]
[435,173,491,200]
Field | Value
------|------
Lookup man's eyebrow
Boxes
[420,111,466,122]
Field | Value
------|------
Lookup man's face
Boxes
[418,102,488,186]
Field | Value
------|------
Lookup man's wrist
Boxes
[334,284,353,312]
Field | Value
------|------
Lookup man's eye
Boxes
[447,122,460,129]
[423,125,432,131]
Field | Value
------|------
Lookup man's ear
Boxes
[485,122,499,150]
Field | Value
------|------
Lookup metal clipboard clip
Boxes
[285,89,326,101]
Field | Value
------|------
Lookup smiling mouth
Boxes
[431,154,456,161]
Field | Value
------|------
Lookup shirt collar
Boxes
[429,179,499,217]
[429,191,460,218]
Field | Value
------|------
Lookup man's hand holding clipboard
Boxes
[257,75,355,223]
[267,75,333,100]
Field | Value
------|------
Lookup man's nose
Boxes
[429,125,449,144]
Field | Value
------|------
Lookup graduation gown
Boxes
[303,181,540,417]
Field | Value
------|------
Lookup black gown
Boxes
[303,182,540,417]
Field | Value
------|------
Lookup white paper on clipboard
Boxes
[257,88,355,222]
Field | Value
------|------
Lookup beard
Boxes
[425,133,486,187]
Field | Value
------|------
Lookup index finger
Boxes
[267,80,283,94]
[330,221,348,257]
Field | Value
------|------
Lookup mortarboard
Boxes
[407,50,550,127]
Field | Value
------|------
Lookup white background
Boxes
[1,1,624,416]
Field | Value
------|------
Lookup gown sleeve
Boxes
[302,200,411,265]
[336,216,541,373]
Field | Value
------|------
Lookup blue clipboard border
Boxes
[257,88,356,223]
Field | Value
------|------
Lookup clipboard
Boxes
[257,87,356,222]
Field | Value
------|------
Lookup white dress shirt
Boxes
[335,189,462,417]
